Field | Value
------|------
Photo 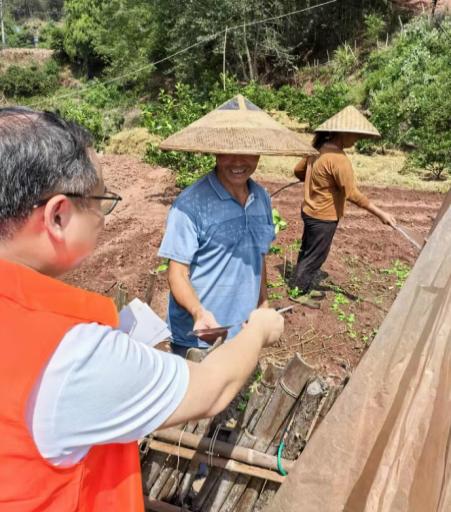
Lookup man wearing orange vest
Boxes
[0,107,284,511]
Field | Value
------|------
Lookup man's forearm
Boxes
[168,264,203,320]
[198,323,265,411]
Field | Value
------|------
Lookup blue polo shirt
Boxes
[158,169,275,349]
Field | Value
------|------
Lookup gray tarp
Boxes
[265,194,451,512]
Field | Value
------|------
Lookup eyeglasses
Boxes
[33,190,122,216]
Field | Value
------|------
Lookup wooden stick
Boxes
[148,439,285,484]
[153,429,294,472]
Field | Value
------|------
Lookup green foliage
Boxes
[55,99,123,147]
[142,83,214,188]
[381,259,410,288]
[364,13,387,45]
[0,60,59,97]
[288,287,302,299]
[272,208,288,234]
[331,292,357,339]
[269,244,283,255]
[332,44,359,79]
[155,259,169,273]
[146,144,214,188]
[362,17,451,179]
[267,276,285,289]
[62,0,105,75]
[278,81,351,130]
[268,291,283,300]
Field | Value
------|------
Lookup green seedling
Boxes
[267,276,285,289]
[381,259,411,288]
[288,287,302,299]
[287,239,301,251]
[272,208,288,234]
[268,292,283,300]
[155,259,169,273]
[331,292,349,312]
[269,244,283,255]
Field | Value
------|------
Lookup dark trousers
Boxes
[292,212,338,293]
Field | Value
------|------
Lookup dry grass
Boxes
[0,48,53,72]
[105,128,161,158]
[258,112,450,193]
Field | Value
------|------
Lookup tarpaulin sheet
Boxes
[265,195,451,512]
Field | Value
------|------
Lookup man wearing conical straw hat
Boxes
[158,95,317,356]
[290,105,396,309]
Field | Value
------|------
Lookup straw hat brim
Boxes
[160,127,318,156]
[159,94,318,156]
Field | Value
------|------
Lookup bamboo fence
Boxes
[141,352,346,511]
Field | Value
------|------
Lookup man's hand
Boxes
[193,307,220,332]
[378,210,396,228]
[245,308,284,348]
[366,203,396,228]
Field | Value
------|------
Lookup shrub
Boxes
[0,60,59,97]
[146,144,214,188]
[56,100,124,147]
[362,17,451,179]
[332,43,359,79]
[364,13,386,45]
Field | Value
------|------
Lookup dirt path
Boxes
[64,155,445,379]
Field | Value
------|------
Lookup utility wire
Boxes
[30,0,338,108]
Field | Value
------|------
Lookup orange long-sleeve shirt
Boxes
[294,144,370,221]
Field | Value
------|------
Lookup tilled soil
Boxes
[64,155,445,379]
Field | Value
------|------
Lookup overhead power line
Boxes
[30,0,338,108]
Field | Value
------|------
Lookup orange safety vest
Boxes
[0,259,144,512]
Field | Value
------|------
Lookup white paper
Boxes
[119,298,171,347]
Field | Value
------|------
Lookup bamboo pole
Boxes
[148,440,285,484]
[153,428,294,472]
[228,356,315,512]
[217,355,314,512]
[192,363,284,512]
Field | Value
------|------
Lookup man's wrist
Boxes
[242,321,268,347]
[190,304,204,321]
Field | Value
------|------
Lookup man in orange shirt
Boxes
[291,106,396,309]
[0,107,283,511]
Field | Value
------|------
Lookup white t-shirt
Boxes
[26,323,189,467]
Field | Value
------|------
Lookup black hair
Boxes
[0,107,98,238]
[312,131,335,150]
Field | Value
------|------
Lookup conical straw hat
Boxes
[159,94,318,156]
[315,105,381,138]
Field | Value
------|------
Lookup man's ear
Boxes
[43,195,73,241]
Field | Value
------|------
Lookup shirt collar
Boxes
[207,168,258,202]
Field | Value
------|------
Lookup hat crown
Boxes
[315,105,380,138]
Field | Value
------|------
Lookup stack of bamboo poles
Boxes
[141,353,346,512]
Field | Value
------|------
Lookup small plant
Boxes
[287,239,301,252]
[268,292,283,300]
[267,276,285,289]
[332,43,359,79]
[364,13,386,45]
[381,260,411,288]
[155,259,169,273]
[272,209,288,234]
[269,244,283,255]
[331,292,349,312]
[331,292,358,339]
[288,287,302,299]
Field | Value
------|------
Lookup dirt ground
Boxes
[64,154,445,380]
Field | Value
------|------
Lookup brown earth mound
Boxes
[64,155,444,379]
